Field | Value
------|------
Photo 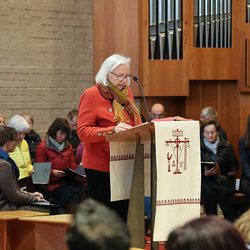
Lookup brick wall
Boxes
[0,0,93,137]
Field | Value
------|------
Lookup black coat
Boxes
[24,129,42,165]
[68,130,81,156]
[200,136,239,193]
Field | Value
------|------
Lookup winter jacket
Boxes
[35,136,77,191]
[24,129,42,164]
[0,159,37,211]
[77,85,136,172]
[68,130,81,156]
[9,139,33,180]
[201,135,239,193]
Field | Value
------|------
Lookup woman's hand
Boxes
[32,192,48,202]
[32,191,44,199]
[227,171,236,176]
[53,170,66,178]
[114,122,132,133]
[204,166,217,176]
[29,169,35,175]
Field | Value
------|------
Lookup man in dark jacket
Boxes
[66,109,81,156]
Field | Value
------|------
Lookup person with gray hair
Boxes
[66,199,130,250]
[77,54,142,221]
[8,115,34,179]
[200,106,228,141]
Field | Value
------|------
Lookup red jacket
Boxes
[77,85,137,172]
[35,137,77,191]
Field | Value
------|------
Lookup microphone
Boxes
[133,76,151,122]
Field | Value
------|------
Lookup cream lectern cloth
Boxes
[110,140,151,201]
[154,121,201,241]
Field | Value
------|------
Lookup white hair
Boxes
[201,107,218,119]
[95,54,131,86]
[8,115,31,132]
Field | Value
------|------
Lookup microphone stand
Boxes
[133,76,151,122]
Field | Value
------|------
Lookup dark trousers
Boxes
[85,168,129,221]
[240,177,250,208]
[203,189,234,221]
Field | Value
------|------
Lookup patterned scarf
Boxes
[98,81,142,126]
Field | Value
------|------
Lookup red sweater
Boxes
[35,139,77,191]
[77,85,136,172]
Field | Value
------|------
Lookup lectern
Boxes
[106,122,159,250]
[107,120,201,250]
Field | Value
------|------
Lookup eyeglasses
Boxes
[151,113,165,119]
[110,72,132,81]
[57,131,68,137]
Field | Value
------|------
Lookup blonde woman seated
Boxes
[8,115,33,179]
[0,126,46,211]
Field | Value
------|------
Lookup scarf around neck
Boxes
[98,81,142,125]
[48,136,65,152]
[204,136,220,155]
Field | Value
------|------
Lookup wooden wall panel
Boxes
[239,35,250,92]
[93,0,141,95]
[185,81,201,120]
[189,49,238,80]
[239,93,250,135]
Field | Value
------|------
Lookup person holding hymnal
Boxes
[35,118,87,214]
[0,126,46,211]
[200,119,239,222]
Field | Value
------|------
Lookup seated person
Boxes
[201,118,239,221]
[150,103,166,120]
[66,199,130,250]
[166,216,247,250]
[22,113,42,165]
[0,114,5,126]
[8,115,34,179]
[0,126,46,211]
[66,109,81,156]
[239,114,250,210]
[200,106,228,140]
[35,118,87,213]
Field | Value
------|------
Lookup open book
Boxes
[201,161,236,176]
[32,201,51,206]
[64,165,86,181]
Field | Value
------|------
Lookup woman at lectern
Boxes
[0,126,46,211]
[77,54,142,220]
[200,118,239,221]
